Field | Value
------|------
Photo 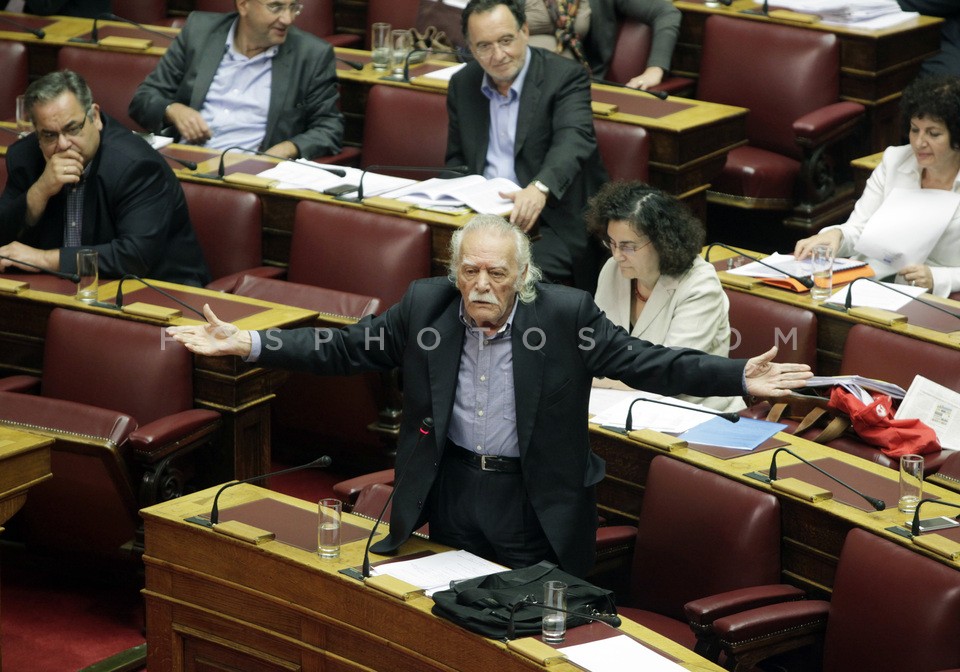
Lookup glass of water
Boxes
[371,22,391,71]
[542,580,567,643]
[318,498,341,559]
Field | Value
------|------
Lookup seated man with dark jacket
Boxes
[0,70,210,286]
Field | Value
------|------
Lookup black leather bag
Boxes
[431,561,620,639]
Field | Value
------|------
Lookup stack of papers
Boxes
[804,374,906,401]
[256,161,415,196]
[774,0,909,23]
[898,375,960,450]
[725,252,866,280]
[559,634,687,672]
[382,175,521,215]
[369,549,506,596]
[825,280,927,311]
[588,390,717,434]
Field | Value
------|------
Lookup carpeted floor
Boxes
[1,462,346,671]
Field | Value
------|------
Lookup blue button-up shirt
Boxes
[201,20,276,151]
[480,47,532,185]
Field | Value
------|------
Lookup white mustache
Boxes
[469,290,500,307]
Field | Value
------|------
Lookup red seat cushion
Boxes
[711,146,801,202]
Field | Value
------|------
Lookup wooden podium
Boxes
[142,484,725,671]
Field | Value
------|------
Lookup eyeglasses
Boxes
[37,108,91,145]
[473,35,518,58]
[255,0,303,16]
[606,238,652,255]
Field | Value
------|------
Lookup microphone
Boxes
[336,56,364,71]
[68,15,100,43]
[201,456,333,527]
[505,599,621,640]
[362,417,433,578]
[624,396,740,432]
[0,14,45,38]
[115,273,206,319]
[705,242,815,289]
[910,498,960,537]
[98,12,176,42]
[348,164,471,202]
[199,145,346,181]
[591,77,669,101]
[843,276,960,322]
[0,254,81,283]
[397,47,465,83]
[163,154,198,171]
[766,447,886,511]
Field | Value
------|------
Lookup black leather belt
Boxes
[456,449,521,473]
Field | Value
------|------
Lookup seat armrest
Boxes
[0,391,135,447]
[685,584,806,628]
[595,524,637,551]
[793,101,865,147]
[714,599,829,669]
[332,468,396,508]
[128,409,221,462]
[206,267,286,293]
[0,375,41,393]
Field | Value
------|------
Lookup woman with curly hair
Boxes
[587,181,744,412]
[795,75,960,297]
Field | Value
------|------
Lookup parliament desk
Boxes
[672,1,943,152]
[707,246,960,375]
[591,424,960,597]
[0,427,51,672]
[141,483,726,672]
[333,47,749,220]
[851,150,883,199]
[0,274,319,481]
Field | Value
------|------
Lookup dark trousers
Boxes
[429,446,556,569]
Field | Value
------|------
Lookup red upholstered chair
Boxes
[618,456,796,654]
[195,0,359,46]
[179,181,285,290]
[696,15,865,231]
[0,309,220,559]
[594,118,649,183]
[234,200,431,468]
[714,528,960,672]
[365,0,420,48]
[0,41,28,120]
[606,17,694,97]
[56,47,160,132]
[725,289,817,368]
[361,85,448,178]
[0,159,7,192]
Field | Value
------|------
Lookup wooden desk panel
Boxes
[142,484,726,672]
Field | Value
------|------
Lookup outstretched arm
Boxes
[166,304,252,357]
[743,347,813,397]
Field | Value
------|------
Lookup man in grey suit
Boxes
[129,0,343,160]
[446,0,608,292]
[166,215,812,577]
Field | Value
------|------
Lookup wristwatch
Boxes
[530,180,550,196]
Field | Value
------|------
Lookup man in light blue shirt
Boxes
[130,0,343,160]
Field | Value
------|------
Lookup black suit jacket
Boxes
[0,113,209,285]
[445,48,608,286]
[258,277,746,576]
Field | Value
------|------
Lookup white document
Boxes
[456,177,522,215]
[804,374,906,399]
[558,634,686,672]
[588,391,712,434]
[725,252,864,279]
[416,63,467,81]
[898,375,960,450]
[822,11,918,30]
[854,188,960,278]
[136,132,174,149]
[384,174,488,206]
[256,162,417,196]
[824,280,928,311]
[370,549,507,597]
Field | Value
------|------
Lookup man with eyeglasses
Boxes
[446,0,608,292]
[0,70,210,286]
[129,0,343,160]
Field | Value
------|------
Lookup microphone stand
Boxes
[0,13,45,38]
[750,447,886,511]
[843,276,960,323]
[742,0,770,16]
[624,396,740,432]
[705,242,815,289]
[115,273,206,319]
[336,56,364,71]
[0,254,81,283]
[197,146,347,181]
[342,164,470,203]
[68,15,100,43]
[910,498,960,537]
[100,12,176,42]
[382,47,464,83]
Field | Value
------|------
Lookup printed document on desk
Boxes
[898,375,960,450]
[256,162,416,195]
[854,188,959,278]
[559,634,686,672]
[725,252,866,280]
[824,280,927,311]
[370,549,507,596]
[588,390,714,434]
[678,416,786,451]
[383,175,521,215]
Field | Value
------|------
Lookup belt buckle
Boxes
[479,455,494,472]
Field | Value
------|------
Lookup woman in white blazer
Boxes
[588,181,745,412]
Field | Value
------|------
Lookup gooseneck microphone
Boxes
[206,456,333,526]
[351,164,470,202]
[705,242,815,289]
[399,47,466,83]
[200,145,347,181]
[0,14,45,38]
[98,12,177,42]
[910,498,960,537]
[624,396,740,432]
[362,417,434,578]
[591,77,669,101]
[163,154,198,171]
[505,599,621,640]
[115,273,205,319]
[844,276,960,322]
[68,15,100,43]
[336,56,364,71]
[767,447,886,511]
[0,254,81,283]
